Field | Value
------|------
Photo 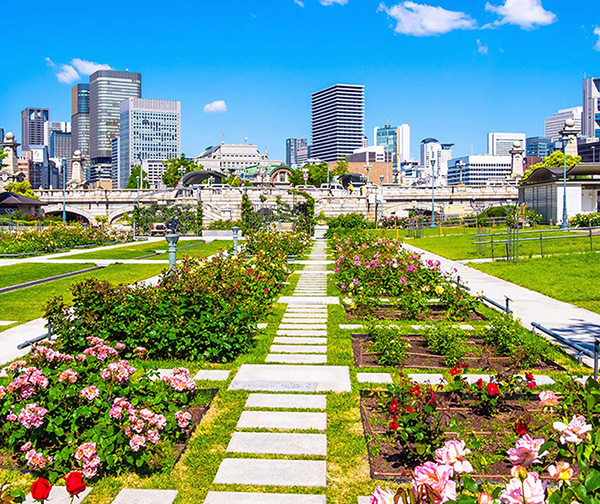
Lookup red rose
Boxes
[525,372,534,381]
[408,405,417,413]
[460,362,469,369]
[487,383,499,396]
[449,366,462,376]
[412,386,421,397]
[388,400,399,414]
[515,420,528,436]
[476,378,484,391]
[64,471,87,496]
[30,477,52,501]
[527,381,537,389]
[389,420,399,431]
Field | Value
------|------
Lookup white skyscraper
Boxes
[545,107,583,141]
[420,138,453,183]
[488,132,526,156]
[583,77,600,139]
[119,98,180,188]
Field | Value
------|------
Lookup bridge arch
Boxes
[108,206,136,224]
[43,204,93,223]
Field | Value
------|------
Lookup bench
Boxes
[148,222,166,236]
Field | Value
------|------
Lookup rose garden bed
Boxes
[351,334,564,372]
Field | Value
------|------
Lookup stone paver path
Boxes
[206,238,350,502]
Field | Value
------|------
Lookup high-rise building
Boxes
[526,136,555,159]
[111,137,119,188]
[21,108,49,151]
[311,84,364,162]
[118,98,180,188]
[90,70,142,165]
[50,131,72,161]
[296,145,310,166]
[374,122,411,171]
[71,83,90,164]
[545,107,583,141]
[487,132,526,156]
[447,155,512,186]
[44,121,71,146]
[285,138,307,167]
[420,138,454,182]
[583,77,600,138]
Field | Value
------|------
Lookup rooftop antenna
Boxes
[222,131,225,145]
[244,137,248,144]
[265,145,269,157]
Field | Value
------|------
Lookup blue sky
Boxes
[1,0,599,161]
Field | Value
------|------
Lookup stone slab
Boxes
[358,498,371,504]
[408,373,448,385]
[205,492,326,504]
[340,324,363,329]
[279,324,327,330]
[24,486,92,504]
[273,337,328,345]
[257,323,268,329]
[283,313,328,319]
[245,393,326,410]
[462,374,492,384]
[286,307,328,312]
[459,324,475,330]
[282,318,327,324]
[518,375,556,385]
[229,364,351,392]
[213,458,326,487]
[194,370,231,381]
[111,489,178,504]
[357,372,393,384]
[227,432,327,455]
[277,330,327,337]
[270,345,327,354]
[237,410,327,431]
[266,354,328,364]
[0,321,16,326]
[279,296,339,305]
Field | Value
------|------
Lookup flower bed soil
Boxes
[346,304,486,322]
[359,390,557,482]
[351,335,564,372]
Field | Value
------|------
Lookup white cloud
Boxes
[71,58,112,76]
[56,64,80,84]
[204,100,227,114]
[320,0,348,5]
[594,27,600,52]
[45,57,56,68]
[379,1,477,36]
[477,39,489,55]
[293,0,305,6]
[485,0,556,30]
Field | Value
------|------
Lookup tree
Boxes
[162,154,198,188]
[522,151,581,181]
[332,156,349,179]
[126,165,149,189]
[5,181,38,200]
[288,162,329,187]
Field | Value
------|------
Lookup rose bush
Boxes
[0,338,205,482]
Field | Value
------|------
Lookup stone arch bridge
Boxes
[35,186,518,225]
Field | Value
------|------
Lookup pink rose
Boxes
[553,415,592,445]
[507,435,548,466]
[435,440,473,474]
[538,390,559,408]
[500,472,545,504]
[412,462,457,504]
[370,486,396,504]
[548,461,573,481]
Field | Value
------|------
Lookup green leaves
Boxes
[586,468,600,493]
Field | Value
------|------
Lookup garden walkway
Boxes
[204,239,350,503]
[403,243,600,367]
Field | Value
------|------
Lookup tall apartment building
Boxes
[119,98,180,188]
[488,132,526,156]
[583,77,600,138]
[545,107,583,141]
[285,138,307,167]
[71,83,90,164]
[420,138,454,182]
[311,84,364,162]
[90,70,142,165]
[21,108,49,151]
[374,122,410,171]
[526,136,555,159]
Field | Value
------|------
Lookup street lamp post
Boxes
[455,160,465,185]
[430,158,437,228]
[560,137,569,229]
[593,145,596,163]
[62,158,67,223]
[365,162,371,185]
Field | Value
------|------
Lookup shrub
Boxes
[207,219,241,230]
[570,212,600,227]
[368,324,410,366]
[422,324,468,366]
[133,202,203,235]
[0,338,203,482]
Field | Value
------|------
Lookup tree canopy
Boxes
[162,154,198,188]
[5,181,38,199]
[521,151,581,181]
[289,162,330,187]
[126,165,149,189]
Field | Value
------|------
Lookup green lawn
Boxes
[374,226,599,261]
[65,239,209,260]
[0,263,166,331]
[471,252,600,314]
[0,262,96,289]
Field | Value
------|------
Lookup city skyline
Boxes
[1,0,599,162]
